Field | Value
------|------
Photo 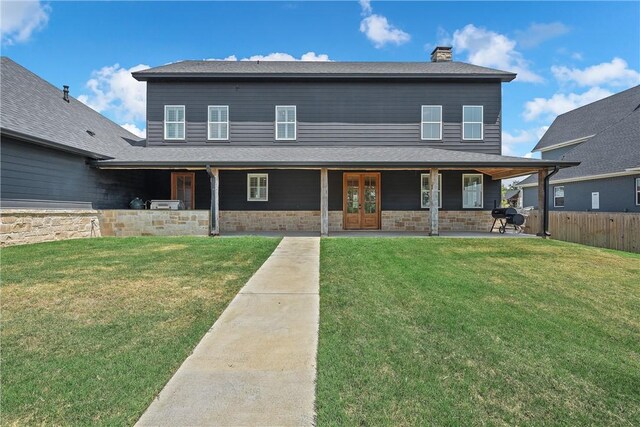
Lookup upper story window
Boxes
[275,106,296,141]
[421,173,442,208]
[463,105,483,141]
[462,173,483,208]
[208,106,229,141]
[164,105,185,140]
[636,178,640,206]
[247,173,268,201]
[554,186,565,208]
[421,106,442,140]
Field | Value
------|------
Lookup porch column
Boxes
[208,167,220,236]
[537,168,547,237]
[429,168,439,236]
[320,168,329,236]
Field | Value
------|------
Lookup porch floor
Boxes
[220,230,536,238]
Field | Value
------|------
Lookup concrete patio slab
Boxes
[136,237,320,427]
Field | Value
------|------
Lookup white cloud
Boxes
[360,14,410,48]
[502,126,548,156]
[206,52,330,62]
[358,1,410,48]
[452,24,543,83]
[78,63,149,123]
[523,86,613,121]
[359,0,372,15]
[121,123,146,139]
[515,22,569,49]
[0,0,50,45]
[571,52,583,61]
[552,57,640,87]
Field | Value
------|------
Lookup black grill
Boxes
[491,207,525,233]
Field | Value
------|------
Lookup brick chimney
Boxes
[431,46,452,62]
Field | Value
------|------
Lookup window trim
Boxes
[462,105,484,141]
[554,185,565,208]
[164,105,186,141]
[636,178,640,206]
[207,105,229,141]
[420,105,443,141]
[420,173,442,209]
[462,173,484,209]
[247,173,269,202]
[275,105,297,141]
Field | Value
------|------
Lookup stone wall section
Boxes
[1,209,101,246]
[99,210,209,237]
[219,211,320,232]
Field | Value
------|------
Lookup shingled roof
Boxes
[132,60,517,82]
[0,57,142,159]
[534,85,640,151]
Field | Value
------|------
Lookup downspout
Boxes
[542,166,560,236]
[206,165,215,236]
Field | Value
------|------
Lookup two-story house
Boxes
[518,86,640,213]
[1,49,578,238]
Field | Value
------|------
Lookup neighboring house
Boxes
[1,49,577,236]
[504,188,521,208]
[518,86,640,213]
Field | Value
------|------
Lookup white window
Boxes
[554,186,565,208]
[208,106,229,140]
[275,106,296,140]
[462,105,483,140]
[591,192,600,210]
[421,173,442,208]
[164,105,185,140]
[636,178,640,206]
[462,174,483,208]
[421,106,442,140]
[247,173,268,201]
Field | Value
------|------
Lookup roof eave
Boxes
[132,72,516,82]
[1,127,111,160]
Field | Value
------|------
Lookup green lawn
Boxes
[1,237,279,426]
[317,238,640,426]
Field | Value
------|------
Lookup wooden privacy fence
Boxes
[524,211,640,253]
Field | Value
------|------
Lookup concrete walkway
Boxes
[136,237,320,427]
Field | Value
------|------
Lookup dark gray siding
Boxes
[540,143,585,160]
[146,80,502,154]
[328,170,500,211]
[1,137,148,209]
[219,169,320,210]
[522,175,640,212]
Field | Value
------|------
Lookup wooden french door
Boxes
[171,172,195,209]
[343,173,380,230]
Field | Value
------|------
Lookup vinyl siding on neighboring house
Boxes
[145,80,502,154]
[540,143,586,160]
[522,175,640,212]
[0,136,148,209]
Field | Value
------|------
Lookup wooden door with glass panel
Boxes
[171,172,195,209]
[343,173,380,230]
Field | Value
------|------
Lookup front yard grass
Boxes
[317,238,640,426]
[1,236,279,426]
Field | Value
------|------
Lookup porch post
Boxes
[320,168,329,236]
[429,168,439,236]
[207,167,220,236]
[537,168,547,237]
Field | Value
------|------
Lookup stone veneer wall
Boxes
[219,211,320,232]
[99,210,210,237]
[0,209,101,246]
[381,210,494,232]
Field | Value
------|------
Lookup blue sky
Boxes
[2,0,639,157]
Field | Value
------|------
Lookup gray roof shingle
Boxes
[93,144,577,169]
[132,60,517,82]
[534,85,640,151]
[0,57,142,159]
